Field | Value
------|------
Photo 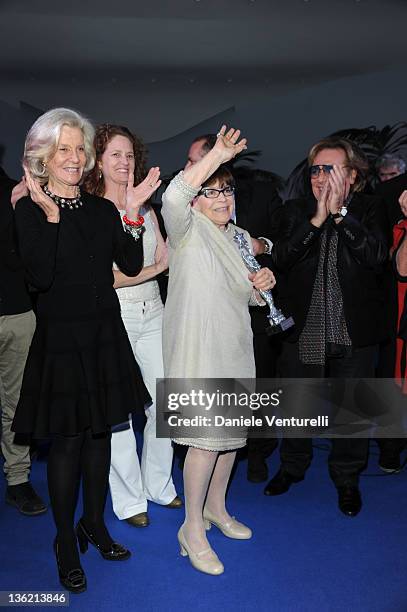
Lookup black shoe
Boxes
[337,486,362,517]
[76,519,131,561]
[53,539,86,594]
[264,469,304,496]
[247,453,268,483]
[6,482,47,516]
[379,451,401,473]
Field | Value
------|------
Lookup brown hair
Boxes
[201,165,235,189]
[308,137,369,192]
[83,124,147,196]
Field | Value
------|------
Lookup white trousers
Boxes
[109,297,176,520]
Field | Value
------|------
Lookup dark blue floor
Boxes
[1,442,406,612]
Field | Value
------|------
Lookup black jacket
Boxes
[0,169,32,315]
[234,176,282,334]
[271,193,388,347]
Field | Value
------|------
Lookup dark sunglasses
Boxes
[309,164,334,178]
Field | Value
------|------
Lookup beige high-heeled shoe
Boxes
[203,508,252,540]
[177,526,224,576]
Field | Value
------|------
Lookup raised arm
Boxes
[162,125,247,248]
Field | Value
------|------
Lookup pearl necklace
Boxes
[43,185,83,210]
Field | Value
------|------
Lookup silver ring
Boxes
[216,132,222,137]
[149,183,154,187]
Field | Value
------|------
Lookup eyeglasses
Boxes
[309,164,349,179]
[198,186,235,199]
[309,164,334,178]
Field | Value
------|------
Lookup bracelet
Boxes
[123,214,144,227]
[258,237,273,255]
[124,224,144,241]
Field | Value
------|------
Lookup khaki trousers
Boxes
[0,310,35,485]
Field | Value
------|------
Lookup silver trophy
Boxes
[234,230,294,335]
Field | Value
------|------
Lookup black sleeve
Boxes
[110,204,144,277]
[14,197,59,291]
[334,198,388,269]
[271,201,323,272]
[268,189,283,243]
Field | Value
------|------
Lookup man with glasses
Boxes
[264,138,388,516]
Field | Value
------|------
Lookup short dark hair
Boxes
[308,137,369,192]
[202,165,234,189]
[191,134,217,154]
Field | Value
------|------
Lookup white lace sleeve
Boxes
[162,171,200,249]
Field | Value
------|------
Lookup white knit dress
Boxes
[162,172,262,451]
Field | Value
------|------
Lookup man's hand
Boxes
[252,238,265,256]
[327,164,347,215]
[311,180,330,227]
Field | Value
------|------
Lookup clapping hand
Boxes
[312,180,330,227]
[23,167,60,223]
[212,125,247,164]
[326,164,347,215]
[122,167,161,219]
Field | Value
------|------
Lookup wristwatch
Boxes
[258,237,273,255]
[332,206,348,219]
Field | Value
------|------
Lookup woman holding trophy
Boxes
[161,126,276,575]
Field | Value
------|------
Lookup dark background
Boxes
[1,0,407,178]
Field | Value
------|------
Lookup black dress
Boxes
[12,191,150,438]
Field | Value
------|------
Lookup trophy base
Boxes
[266,316,295,336]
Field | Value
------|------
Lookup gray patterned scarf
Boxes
[299,222,351,365]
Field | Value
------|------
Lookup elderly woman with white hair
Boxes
[12,108,150,593]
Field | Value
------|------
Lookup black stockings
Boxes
[47,428,112,571]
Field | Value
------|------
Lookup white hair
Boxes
[375,153,406,174]
[23,107,95,183]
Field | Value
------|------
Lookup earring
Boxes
[98,170,102,180]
